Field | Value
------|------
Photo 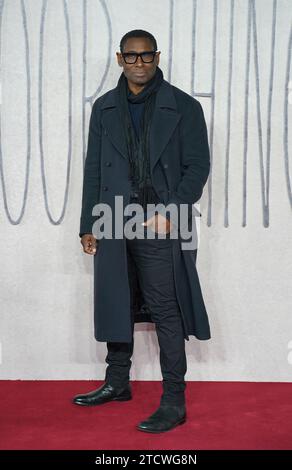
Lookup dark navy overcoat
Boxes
[79,78,211,343]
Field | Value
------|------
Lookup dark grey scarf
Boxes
[117,66,164,210]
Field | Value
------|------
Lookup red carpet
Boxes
[0,381,291,450]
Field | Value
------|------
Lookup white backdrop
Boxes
[0,0,291,381]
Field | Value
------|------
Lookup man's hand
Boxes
[81,234,98,254]
[142,214,173,234]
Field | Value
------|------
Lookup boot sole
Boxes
[72,395,132,406]
[136,416,186,433]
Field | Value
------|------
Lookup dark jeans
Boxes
[105,224,187,406]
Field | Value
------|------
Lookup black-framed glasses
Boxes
[121,50,157,64]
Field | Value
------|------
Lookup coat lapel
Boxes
[100,79,182,173]
[101,107,128,160]
[149,106,181,173]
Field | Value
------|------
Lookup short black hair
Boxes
[119,29,157,53]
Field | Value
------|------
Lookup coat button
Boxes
[105,162,111,167]
[103,186,108,191]
[163,163,168,169]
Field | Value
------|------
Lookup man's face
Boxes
[116,37,160,86]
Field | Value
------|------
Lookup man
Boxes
[73,30,211,433]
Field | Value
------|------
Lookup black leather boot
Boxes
[72,382,132,406]
[137,403,186,433]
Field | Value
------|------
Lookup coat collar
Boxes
[100,79,181,173]
[100,79,178,111]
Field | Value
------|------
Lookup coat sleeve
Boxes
[166,98,210,212]
[79,101,101,238]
